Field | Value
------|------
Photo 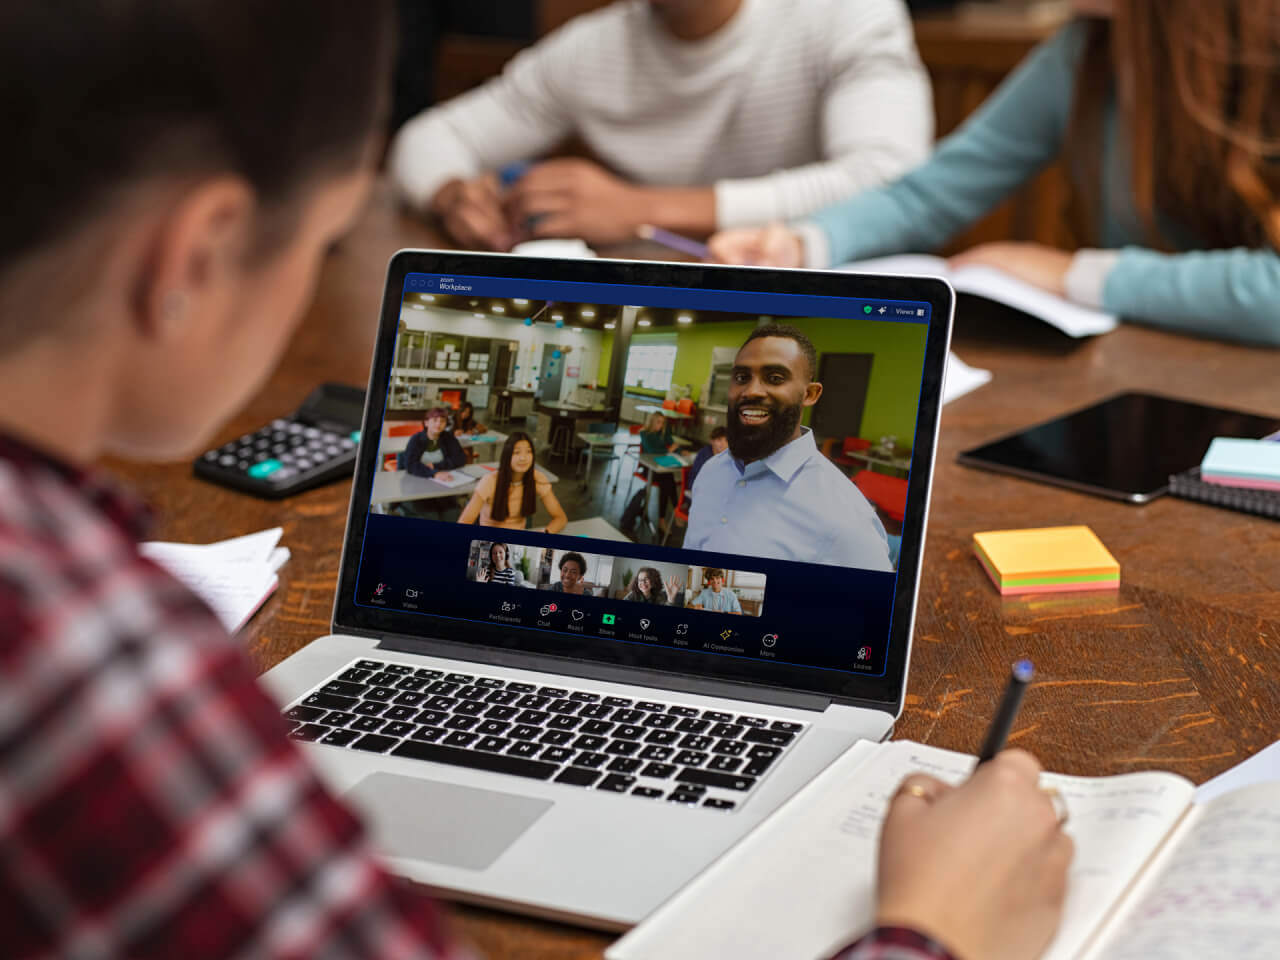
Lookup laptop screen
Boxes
[336,253,951,707]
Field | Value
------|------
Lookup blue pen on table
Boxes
[637,224,710,261]
[976,659,1034,764]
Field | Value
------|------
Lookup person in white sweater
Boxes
[389,0,932,250]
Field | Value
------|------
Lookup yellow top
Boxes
[972,525,1119,578]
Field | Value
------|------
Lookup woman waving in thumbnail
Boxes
[622,566,681,605]
[459,431,567,533]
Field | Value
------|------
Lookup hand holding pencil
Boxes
[872,661,1074,960]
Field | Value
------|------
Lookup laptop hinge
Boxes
[372,631,835,713]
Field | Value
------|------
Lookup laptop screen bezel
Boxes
[333,250,953,712]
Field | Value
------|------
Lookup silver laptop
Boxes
[261,251,953,930]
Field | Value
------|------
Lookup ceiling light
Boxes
[492,304,506,313]
[604,322,616,329]
[581,308,595,318]
[410,303,426,310]
[421,294,435,302]
[638,319,652,327]
[514,298,529,306]
[552,313,563,321]
[677,314,693,324]
[474,313,485,319]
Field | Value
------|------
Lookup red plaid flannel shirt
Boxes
[0,433,469,960]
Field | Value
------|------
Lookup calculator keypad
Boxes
[198,418,358,494]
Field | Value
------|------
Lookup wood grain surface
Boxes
[104,184,1280,958]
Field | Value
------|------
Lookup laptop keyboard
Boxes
[282,658,808,812]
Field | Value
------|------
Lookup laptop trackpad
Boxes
[346,772,553,871]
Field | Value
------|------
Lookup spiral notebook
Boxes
[1168,467,1280,520]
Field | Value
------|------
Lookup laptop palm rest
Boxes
[347,772,553,870]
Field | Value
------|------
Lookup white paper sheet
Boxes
[141,527,288,633]
[943,350,992,404]
[1195,740,1280,803]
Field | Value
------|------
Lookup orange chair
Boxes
[675,397,694,415]
[661,398,677,410]
[387,422,419,437]
[439,389,463,409]
[854,470,907,524]
[833,436,872,469]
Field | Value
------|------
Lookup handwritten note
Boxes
[1092,783,1280,960]
[609,740,1194,960]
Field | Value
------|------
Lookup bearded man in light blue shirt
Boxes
[685,324,893,572]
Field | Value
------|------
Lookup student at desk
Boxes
[458,431,567,533]
[711,0,1280,346]
[387,0,932,249]
[453,400,484,437]
[641,411,681,528]
[402,407,466,477]
[0,2,1071,957]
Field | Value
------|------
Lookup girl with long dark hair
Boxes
[459,430,566,532]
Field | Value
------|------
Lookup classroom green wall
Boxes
[632,316,927,447]
[596,328,614,385]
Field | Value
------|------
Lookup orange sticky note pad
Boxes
[972,525,1120,595]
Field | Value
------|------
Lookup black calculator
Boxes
[194,383,366,498]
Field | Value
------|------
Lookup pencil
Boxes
[637,224,710,260]
[976,659,1034,764]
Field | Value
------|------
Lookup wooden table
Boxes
[104,185,1280,959]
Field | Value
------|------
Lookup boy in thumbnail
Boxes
[689,568,742,614]
[685,324,893,571]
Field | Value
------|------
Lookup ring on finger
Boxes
[898,782,936,803]
[1041,785,1070,826]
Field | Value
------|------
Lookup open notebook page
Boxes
[838,254,1119,338]
[1081,781,1280,960]
[608,739,1193,960]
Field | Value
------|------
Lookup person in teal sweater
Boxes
[709,0,1280,346]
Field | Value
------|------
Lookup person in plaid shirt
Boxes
[0,2,1071,957]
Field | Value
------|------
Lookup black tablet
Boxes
[957,392,1280,503]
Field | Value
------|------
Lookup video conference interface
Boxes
[354,271,932,676]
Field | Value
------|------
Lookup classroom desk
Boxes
[634,403,693,420]
[632,450,693,536]
[380,430,508,459]
[575,430,640,486]
[561,515,630,542]
[102,183,1280,960]
[370,462,561,508]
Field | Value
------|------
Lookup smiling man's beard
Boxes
[726,397,803,462]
